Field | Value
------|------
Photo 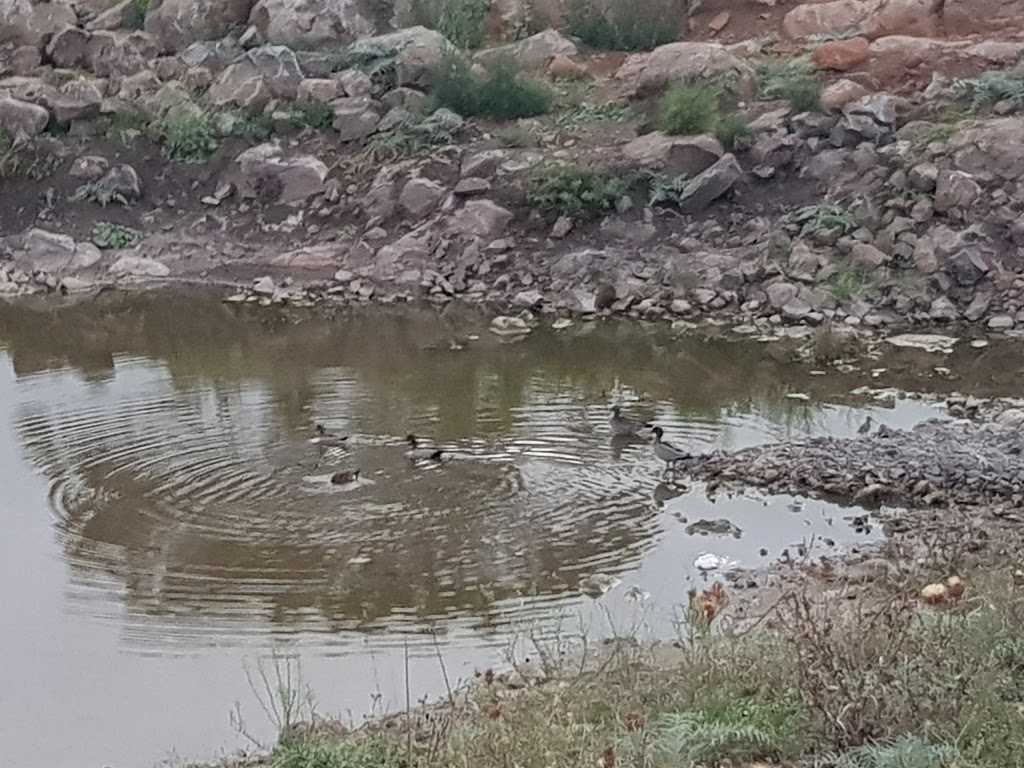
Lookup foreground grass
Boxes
[239,545,1024,768]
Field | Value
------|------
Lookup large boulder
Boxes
[783,0,940,40]
[245,45,303,98]
[944,0,1024,35]
[473,29,577,72]
[0,43,42,76]
[248,0,374,46]
[615,42,750,98]
[346,27,451,88]
[0,95,48,138]
[867,37,1024,83]
[86,31,161,77]
[207,61,272,111]
[676,153,743,213]
[145,0,255,52]
[234,142,328,205]
[949,117,1024,182]
[621,132,723,176]
[0,0,76,47]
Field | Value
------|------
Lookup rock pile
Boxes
[681,418,1024,508]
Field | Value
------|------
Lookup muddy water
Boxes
[0,292,1016,768]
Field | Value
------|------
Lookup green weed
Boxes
[556,101,639,127]
[157,103,217,162]
[789,202,857,238]
[413,0,491,50]
[292,102,335,132]
[92,222,142,249]
[565,0,685,52]
[951,67,1024,113]
[816,735,962,768]
[648,173,689,206]
[123,0,150,31]
[433,54,552,121]
[71,181,129,208]
[757,56,822,112]
[106,106,150,145]
[658,85,721,136]
[0,129,20,179]
[271,738,406,768]
[527,163,631,218]
[715,112,750,150]
[826,258,873,301]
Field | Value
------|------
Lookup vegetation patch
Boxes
[826,257,874,301]
[335,110,461,175]
[715,112,750,150]
[92,222,142,249]
[271,738,407,768]
[0,129,20,179]
[527,163,632,218]
[433,54,552,121]
[555,101,639,127]
[122,0,150,31]
[648,172,689,206]
[412,0,491,50]
[951,67,1024,113]
[658,85,721,136]
[757,56,822,112]
[157,103,218,162]
[291,102,336,132]
[565,0,685,52]
[788,201,857,239]
[71,181,130,208]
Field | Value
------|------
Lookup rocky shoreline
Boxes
[3,0,1024,329]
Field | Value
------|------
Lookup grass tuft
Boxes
[271,738,407,768]
[0,129,20,178]
[757,56,822,112]
[715,112,750,150]
[92,222,142,249]
[565,0,686,52]
[412,0,491,50]
[658,84,720,136]
[157,103,217,162]
[951,67,1024,113]
[527,163,632,218]
[433,54,552,121]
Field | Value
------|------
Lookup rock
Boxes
[547,54,587,80]
[615,42,750,97]
[145,0,253,51]
[331,98,380,142]
[110,256,170,278]
[449,200,513,238]
[997,407,1024,426]
[950,117,1024,181]
[0,0,76,48]
[252,275,276,294]
[850,242,889,268]
[248,0,374,46]
[0,44,41,77]
[474,29,576,72]
[461,149,505,179]
[399,177,446,218]
[490,315,531,336]
[912,237,938,274]
[963,292,992,322]
[207,61,272,112]
[235,142,328,204]
[297,78,345,103]
[945,0,1024,35]
[550,215,573,238]
[813,37,870,71]
[514,289,543,307]
[934,170,981,213]
[72,242,102,269]
[23,228,77,271]
[346,27,451,89]
[819,79,871,112]
[621,132,723,176]
[676,153,743,213]
[908,161,938,192]
[0,95,48,138]
[782,296,813,320]
[46,25,91,69]
[95,164,142,202]
[86,30,160,78]
[988,315,1015,330]
[929,296,960,321]
[948,250,987,287]
[783,0,939,40]
[246,45,303,99]
[453,177,490,195]
[766,281,799,309]
[70,154,109,181]
[179,38,244,68]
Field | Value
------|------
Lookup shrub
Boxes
[757,56,822,112]
[0,129,20,179]
[648,172,688,206]
[71,181,129,208]
[271,738,406,768]
[292,102,335,132]
[715,112,750,150]
[527,163,631,218]
[566,0,685,52]
[433,54,552,121]
[658,84,721,136]
[92,222,142,249]
[157,104,217,162]
[123,0,150,31]
[413,0,491,50]
[951,68,1024,113]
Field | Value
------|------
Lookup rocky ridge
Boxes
[2,0,1024,331]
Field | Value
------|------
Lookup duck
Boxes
[330,469,360,485]
[405,434,446,462]
[651,426,690,469]
[857,415,874,435]
[609,405,652,437]
[309,424,349,448]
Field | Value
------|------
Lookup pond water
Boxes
[1,292,1017,768]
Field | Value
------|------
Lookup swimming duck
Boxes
[330,469,360,485]
[609,405,652,437]
[651,426,690,469]
[405,434,446,462]
[310,424,349,448]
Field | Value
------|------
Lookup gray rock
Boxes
[331,98,380,142]
[461,149,506,179]
[145,0,252,51]
[474,29,576,71]
[208,62,272,112]
[948,249,988,287]
[908,161,939,192]
[399,177,446,217]
[453,177,491,195]
[766,281,799,309]
[235,142,328,204]
[963,292,993,322]
[929,295,960,320]
[46,25,91,69]
[676,153,743,213]
[248,0,375,47]
[934,170,981,213]
[109,255,170,278]
[70,154,109,181]
[514,289,544,307]
[23,228,77,271]
[448,200,513,238]
[246,45,303,99]
[850,242,889,269]
[346,27,452,88]
[621,132,723,176]
[988,314,1015,330]
[95,164,142,202]
[252,275,276,294]
[0,95,48,138]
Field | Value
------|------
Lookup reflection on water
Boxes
[0,291,1012,768]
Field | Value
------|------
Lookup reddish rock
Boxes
[813,37,870,71]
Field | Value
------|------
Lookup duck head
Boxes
[610,405,621,417]
[405,434,419,448]
[651,426,664,439]
[316,423,327,435]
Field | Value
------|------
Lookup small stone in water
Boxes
[552,318,573,330]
